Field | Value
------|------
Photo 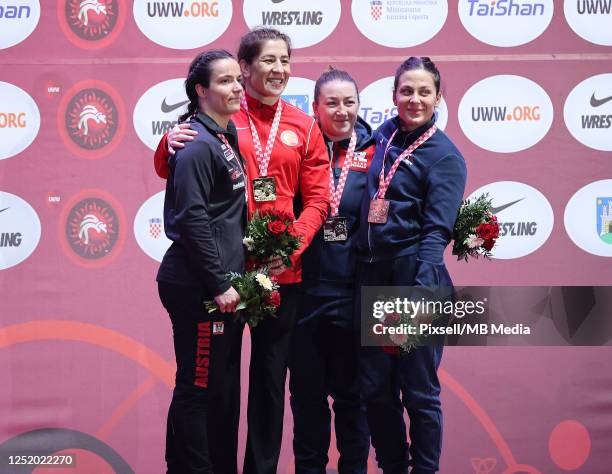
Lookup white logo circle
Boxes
[133,0,232,49]
[458,0,553,47]
[0,191,41,270]
[564,0,612,46]
[133,78,187,151]
[360,76,447,131]
[458,75,553,153]
[0,0,40,50]
[243,0,341,49]
[134,191,172,262]
[351,0,448,48]
[564,73,612,152]
[0,81,41,161]
[468,181,554,259]
[282,76,316,116]
[564,180,612,257]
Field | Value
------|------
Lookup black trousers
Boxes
[289,296,370,474]
[243,283,301,474]
[159,282,243,474]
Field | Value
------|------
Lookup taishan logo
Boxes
[58,80,125,159]
[0,1,40,49]
[61,191,125,267]
[466,0,545,16]
[58,0,125,49]
[0,4,32,18]
[146,1,220,17]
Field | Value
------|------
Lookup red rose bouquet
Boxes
[452,194,500,261]
[204,270,281,328]
[243,210,303,268]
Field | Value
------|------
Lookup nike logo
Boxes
[590,93,612,108]
[271,0,286,3]
[161,98,190,113]
[0,207,9,213]
[491,198,524,215]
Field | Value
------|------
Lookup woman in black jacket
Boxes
[156,49,247,474]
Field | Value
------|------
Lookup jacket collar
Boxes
[195,112,238,139]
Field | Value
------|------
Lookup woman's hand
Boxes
[168,123,198,155]
[214,286,240,313]
[266,256,287,276]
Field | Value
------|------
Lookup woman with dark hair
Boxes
[358,57,467,474]
[156,49,247,474]
[154,28,330,474]
[288,68,374,473]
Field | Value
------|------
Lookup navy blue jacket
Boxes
[301,117,376,298]
[157,112,247,298]
[360,116,467,287]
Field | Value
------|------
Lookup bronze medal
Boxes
[368,199,389,224]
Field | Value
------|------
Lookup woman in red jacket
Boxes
[154,27,330,474]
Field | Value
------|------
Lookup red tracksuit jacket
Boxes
[154,92,330,284]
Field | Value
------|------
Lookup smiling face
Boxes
[196,57,243,127]
[393,68,441,132]
[313,79,359,142]
[240,39,290,104]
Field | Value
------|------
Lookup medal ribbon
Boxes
[377,125,437,200]
[217,133,248,203]
[240,94,283,177]
[328,131,357,217]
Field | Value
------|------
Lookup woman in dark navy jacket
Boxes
[289,69,375,474]
[157,49,247,474]
[358,57,467,474]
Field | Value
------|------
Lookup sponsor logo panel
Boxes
[360,76,448,130]
[0,191,41,270]
[57,0,126,49]
[133,190,172,262]
[60,190,125,267]
[282,76,316,115]
[564,180,612,256]
[563,73,612,151]
[0,0,40,49]
[243,0,341,48]
[57,80,125,159]
[351,0,448,48]
[458,0,554,47]
[468,181,554,259]
[0,81,41,161]
[458,75,553,153]
[133,0,233,49]
[564,0,612,46]
[133,78,187,151]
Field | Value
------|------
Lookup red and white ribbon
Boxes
[329,131,357,217]
[240,94,283,177]
[377,125,437,200]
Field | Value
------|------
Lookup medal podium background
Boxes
[1,1,610,473]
